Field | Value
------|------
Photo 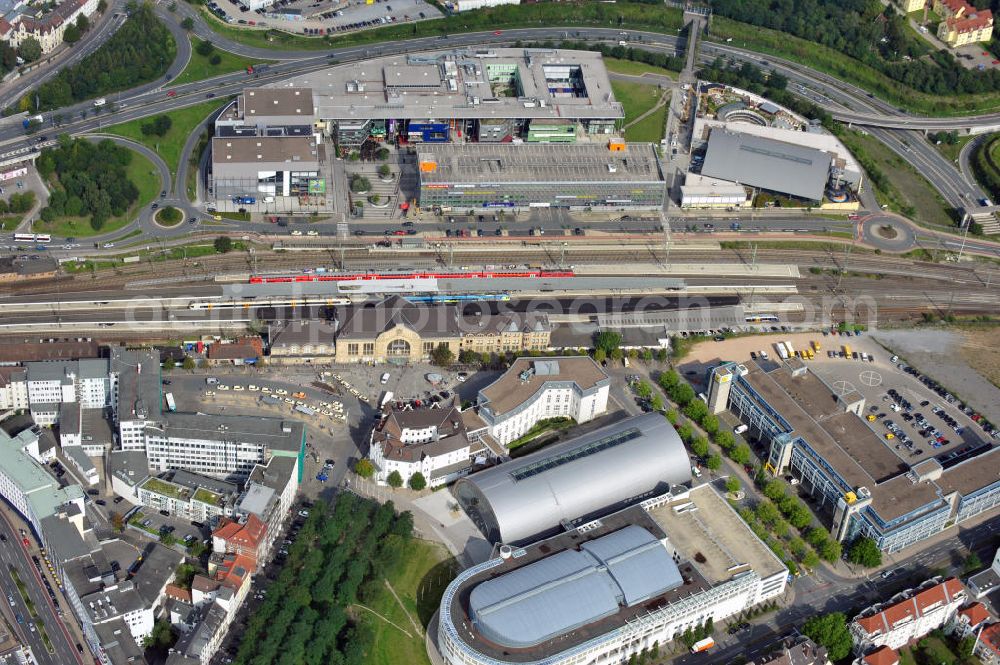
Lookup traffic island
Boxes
[154,206,183,227]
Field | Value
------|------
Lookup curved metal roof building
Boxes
[454,412,690,544]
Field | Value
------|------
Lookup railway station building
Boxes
[707,359,1000,553]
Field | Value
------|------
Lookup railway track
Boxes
[3,245,998,296]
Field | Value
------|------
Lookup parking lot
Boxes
[208,0,440,36]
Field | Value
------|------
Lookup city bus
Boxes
[13,233,50,243]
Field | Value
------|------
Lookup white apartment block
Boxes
[476,357,610,447]
[0,368,28,411]
[144,413,304,482]
[850,578,967,654]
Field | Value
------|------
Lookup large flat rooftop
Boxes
[646,484,786,584]
[741,363,951,522]
[448,506,709,663]
[277,48,624,121]
[212,136,319,167]
[418,142,663,184]
[478,356,609,417]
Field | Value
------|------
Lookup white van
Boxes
[206,377,219,385]
[380,372,390,385]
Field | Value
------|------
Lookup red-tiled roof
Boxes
[215,553,254,591]
[946,9,993,34]
[165,584,192,603]
[863,646,899,665]
[208,336,263,360]
[981,623,1000,658]
[855,578,966,636]
[957,602,992,628]
[212,518,242,541]
[228,514,266,549]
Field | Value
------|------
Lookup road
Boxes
[0,510,82,665]
[0,18,993,254]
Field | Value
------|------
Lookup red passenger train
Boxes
[248,269,575,284]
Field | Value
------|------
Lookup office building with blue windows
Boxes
[707,359,1000,554]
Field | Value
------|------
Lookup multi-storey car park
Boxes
[707,358,1000,554]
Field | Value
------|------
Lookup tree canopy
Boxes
[27,4,175,112]
[802,612,853,661]
[37,137,139,231]
[847,537,882,568]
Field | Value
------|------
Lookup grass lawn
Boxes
[358,538,458,665]
[612,80,663,125]
[836,127,956,230]
[625,103,668,142]
[706,16,1000,116]
[199,2,682,53]
[604,57,678,79]
[172,37,272,86]
[0,215,22,231]
[32,149,160,238]
[104,99,225,175]
[931,134,971,162]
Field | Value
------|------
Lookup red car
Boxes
[494,30,502,35]
[393,230,406,235]
[166,90,176,97]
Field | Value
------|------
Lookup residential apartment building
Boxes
[976,623,1000,665]
[708,360,1000,553]
[0,367,27,411]
[968,547,1000,599]
[900,0,926,13]
[211,514,267,568]
[0,0,98,53]
[475,356,610,446]
[934,0,993,46]
[136,471,238,522]
[850,578,967,654]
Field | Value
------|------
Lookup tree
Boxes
[650,394,664,412]
[181,16,194,29]
[670,382,696,406]
[802,613,853,661]
[353,458,374,479]
[196,39,215,56]
[802,550,821,569]
[110,511,124,532]
[64,24,81,44]
[209,53,222,66]
[378,164,391,178]
[706,453,722,471]
[430,343,454,367]
[819,539,842,563]
[683,399,708,422]
[963,552,983,574]
[656,348,668,362]
[847,537,882,568]
[214,236,232,253]
[665,408,678,425]
[594,330,623,354]
[725,477,741,494]
[162,357,176,371]
[729,443,752,465]
[701,413,719,435]
[408,472,427,491]
[691,436,710,458]
[18,38,42,63]
[76,13,89,31]
[634,381,652,400]
[642,349,653,362]
[593,348,606,364]
[386,471,403,488]
[715,430,736,450]
[763,479,786,501]
[349,175,371,192]
[182,357,196,371]
[658,370,680,391]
